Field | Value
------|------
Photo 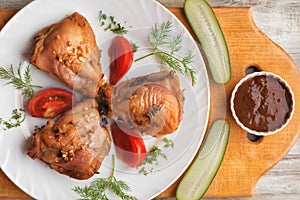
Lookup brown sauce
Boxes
[233,74,293,132]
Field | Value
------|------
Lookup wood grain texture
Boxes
[157,1,300,200]
[0,2,300,199]
[0,9,17,29]
[156,6,300,198]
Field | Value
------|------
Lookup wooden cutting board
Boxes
[0,7,299,199]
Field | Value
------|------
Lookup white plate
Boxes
[0,0,210,199]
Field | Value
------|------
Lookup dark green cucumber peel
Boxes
[176,119,230,200]
[184,0,231,84]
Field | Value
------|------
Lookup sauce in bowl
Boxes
[231,72,294,135]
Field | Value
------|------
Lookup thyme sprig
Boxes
[137,138,174,175]
[73,155,137,200]
[0,63,41,98]
[98,10,128,35]
[0,108,25,131]
[135,21,197,85]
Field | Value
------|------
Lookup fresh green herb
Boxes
[98,10,128,35]
[130,41,139,53]
[137,138,174,175]
[98,10,107,24]
[0,63,41,98]
[0,108,25,131]
[134,21,197,85]
[137,146,167,176]
[73,155,137,200]
[163,137,174,148]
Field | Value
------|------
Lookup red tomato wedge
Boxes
[109,36,134,85]
[111,122,146,167]
[28,88,76,118]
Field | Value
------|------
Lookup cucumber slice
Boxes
[184,0,231,84]
[176,119,230,200]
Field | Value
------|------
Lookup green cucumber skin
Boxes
[176,120,230,200]
[184,0,231,84]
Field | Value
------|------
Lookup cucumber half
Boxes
[184,0,231,84]
[176,119,230,200]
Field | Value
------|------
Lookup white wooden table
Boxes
[0,0,299,199]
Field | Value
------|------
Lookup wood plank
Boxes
[0,170,30,198]
[0,9,17,29]
[1,7,299,199]
[157,7,300,198]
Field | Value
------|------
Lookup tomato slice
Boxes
[111,122,146,167]
[28,88,76,118]
[109,36,134,85]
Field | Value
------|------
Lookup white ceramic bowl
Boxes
[230,71,295,136]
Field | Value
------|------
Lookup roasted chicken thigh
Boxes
[27,99,111,180]
[101,70,185,137]
[30,12,104,97]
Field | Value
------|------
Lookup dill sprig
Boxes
[0,63,42,98]
[162,137,174,148]
[73,155,137,200]
[135,21,197,85]
[148,21,173,49]
[137,138,174,175]
[0,108,25,131]
[137,146,167,176]
[98,10,128,35]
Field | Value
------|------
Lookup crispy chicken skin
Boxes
[30,12,104,97]
[27,99,111,180]
[101,70,185,137]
